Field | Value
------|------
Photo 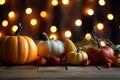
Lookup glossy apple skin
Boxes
[45,56,61,66]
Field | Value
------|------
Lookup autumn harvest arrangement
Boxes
[0,24,120,69]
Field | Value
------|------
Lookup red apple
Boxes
[53,56,61,65]
[46,56,61,65]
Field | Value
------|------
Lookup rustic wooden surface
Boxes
[0,65,120,80]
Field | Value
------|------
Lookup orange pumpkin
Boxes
[0,23,37,65]
[0,36,37,65]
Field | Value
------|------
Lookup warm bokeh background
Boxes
[0,0,120,44]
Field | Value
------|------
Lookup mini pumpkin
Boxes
[67,49,88,65]
[37,32,65,57]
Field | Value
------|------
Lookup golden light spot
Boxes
[0,0,6,5]
[30,19,37,26]
[85,33,92,41]
[65,30,72,38]
[75,19,82,27]
[50,26,57,33]
[12,25,18,32]
[97,23,104,30]
[52,0,58,6]
[107,13,114,20]
[62,0,69,5]
[100,40,106,46]
[40,11,47,18]
[8,11,15,18]
[2,20,8,27]
[98,0,105,6]
[0,32,2,38]
[50,34,57,40]
[87,9,94,16]
[25,8,32,14]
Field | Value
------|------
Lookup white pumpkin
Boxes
[37,33,65,57]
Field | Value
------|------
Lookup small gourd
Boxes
[67,48,88,65]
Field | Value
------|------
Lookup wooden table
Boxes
[0,64,120,80]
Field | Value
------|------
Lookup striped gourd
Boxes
[64,39,77,52]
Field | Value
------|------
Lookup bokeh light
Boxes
[62,0,69,5]
[50,26,57,33]
[25,8,32,14]
[2,20,8,27]
[100,40,106,46]
[98,0,105,6]
[64,30,72,38]
[85,33,92,41]
[51,0,58,6]
[30,19,37,26]
[12,25,18,32]
[50,34,57,40]
[0,32,2,38]
[87,9,94,16]
[107,13,114,20]
[40,11,47,18]
[75,19,82,27]
[0,0,6,5]
[8,11,15,18]
[97,23,104,30]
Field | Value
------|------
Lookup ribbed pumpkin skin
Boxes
[67,51,88,65]
[37,40,65,57]
[0,36,37,65]
[87,46,114,65]
[64,39,77,52]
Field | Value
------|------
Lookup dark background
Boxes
[0,0,120,44]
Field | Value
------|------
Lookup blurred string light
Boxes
[2,20,8,27]
[0,0,6,5]
[51,0,58,6]
[85,33,92,41]
[107,13,114,20]
[87,8,94,16]
[50,34,57,40]
[62,0,69,5]
[98,0,105,6]
[0,33,1,38]
[8,11,15,18]
[12,25,18,32]
[64,30,72,38]
[75,19,82,27]
[25,8,32,14]
[0,32,2,38]
[100,40,106,46]
[40,11,47,18]
[97,23,104,30]
[50,25,57,32]
[30,18,37,26]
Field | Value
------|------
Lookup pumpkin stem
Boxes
[77,48,81,53]
[42,32,49,40]
[14,23,22,36]
[92,26,102,49]
[106,39,115,48]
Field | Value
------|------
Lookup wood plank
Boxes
[0,66,120,80]
[5,65,38,70]
[96,66,120,71]
[38,66,99,71]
